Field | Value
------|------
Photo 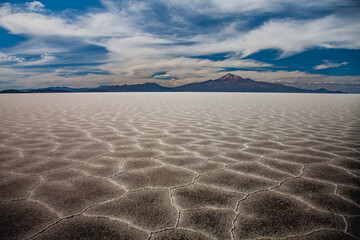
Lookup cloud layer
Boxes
[0,0,359,90]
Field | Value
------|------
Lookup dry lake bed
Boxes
[0,92,359,240]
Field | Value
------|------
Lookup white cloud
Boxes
[0,4,133,37]
[17,54,56,66]
[0,52,24,63]
[171,16,360,58]
[25,1,44,12]
[1,1,359,58]
[0,51,56,66]
[153,73,177,80]
[314,61,348,70]
[162,0,354,14]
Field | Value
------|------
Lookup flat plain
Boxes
[0,92,359,240]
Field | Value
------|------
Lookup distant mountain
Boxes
[309,88,343,94]
[0,74,344,94]
[87,82,173,92]
[25,87,91,93]
[27,88,71,93]
[175,74,308,92]
[44,87,91,92]
[0,89,22,93]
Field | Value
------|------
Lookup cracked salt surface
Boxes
[0,93,359,240]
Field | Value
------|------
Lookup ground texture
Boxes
[0,93,359,240]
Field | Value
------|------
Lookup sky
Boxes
[0,0,360,92]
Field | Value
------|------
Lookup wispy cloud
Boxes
[17,54,56,66]
[0,52,24,63]
[25,1,44,12]
[314,61,348,70]
[162,0,356,14]
[152,72,178,80]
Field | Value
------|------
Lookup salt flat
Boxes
[0,93,359,240]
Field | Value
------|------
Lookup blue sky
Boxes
[0,0,359,92]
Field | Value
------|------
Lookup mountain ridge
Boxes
[0,73,344,94]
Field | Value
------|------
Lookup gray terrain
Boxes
[0,93,359,239]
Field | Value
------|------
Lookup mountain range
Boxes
[0,74,344,93]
